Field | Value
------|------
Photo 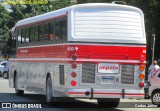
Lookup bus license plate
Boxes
[101,77,115,84]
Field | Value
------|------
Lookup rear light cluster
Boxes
[71,72,77,78]
[139,65,145,88]
[71,54,78,87]
[139,65,145,71]
[71,63,77,69]
[71,80,77,86]
[139,74,145,80]
[140,55,145,63]
[72,54,78,60]
[139,83,144,87]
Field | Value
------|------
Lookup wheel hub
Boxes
[153,93,160,104]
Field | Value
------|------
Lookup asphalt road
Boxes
[0,78,159,111]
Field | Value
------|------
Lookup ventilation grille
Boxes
[121,65,134,84]
[82,63,95,83]
[59,65,64,85]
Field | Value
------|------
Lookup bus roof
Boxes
[14,3,143,29]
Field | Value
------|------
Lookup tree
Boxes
[8,0,75,29]
[0,3,10,44]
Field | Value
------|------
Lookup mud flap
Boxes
[90,88,93,99]
[122,89,125,98]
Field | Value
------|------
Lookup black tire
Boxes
[97,98,120,108]
[46,76,54,103]
[14,74,24,96]
[151,91,160,106]
[144,88,150,99]
[3,72,8,79]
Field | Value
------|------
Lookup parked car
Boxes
[0,61,8,77]
[0,59,8,63]
[148,69,160,106]
[2,62,9,79]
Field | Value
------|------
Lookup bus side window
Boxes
[39,24,44,41]
[11,32,16,56]
[30,27,34,43]
[55,20,61,41]
[50,21,55,41]
[17,29,22,45]
[55,18,67,42]
[44,23,50,41]
[34,25,39,42]
[61,18,67,41]
[25,28,29,43]
[21,28,26,44]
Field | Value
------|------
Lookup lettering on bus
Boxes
[20,50,28,53]
[67,47,78,51]
[99,65,119,71]
[143,50,146,54]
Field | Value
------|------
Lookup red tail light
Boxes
[72,54,78,60]
[71,80,77,86]
[139,83,144,87]
[71,63,77,69]
[71,72,77,78]
[140,55,145,63]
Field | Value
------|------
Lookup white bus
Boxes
[9,2,146,107]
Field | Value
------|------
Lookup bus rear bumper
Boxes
[66,88,145,99]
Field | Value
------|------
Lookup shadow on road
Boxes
[0,93,125,110]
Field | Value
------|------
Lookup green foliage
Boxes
[8,0,75,29]
[0,3,10,41]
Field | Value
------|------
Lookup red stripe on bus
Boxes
[94,92,144,96]
[16,13,68,29]
[16,44,146,63]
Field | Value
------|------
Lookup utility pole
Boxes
[152,27,155,63]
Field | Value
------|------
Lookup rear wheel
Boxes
[46,76,54,103]
[151,91,160,106]
[14,74,24,96]
[3,72,8,79]
[97,98,120,108]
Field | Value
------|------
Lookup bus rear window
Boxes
[73,6,145,43]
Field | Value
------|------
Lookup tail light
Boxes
[71,63,77,69]
[139,65,145,71]
[139,83,144,87]
[139,74,145,80]
[71,72,77,78]
[72,54,78,60]
[71,80,77,86]
[140,55,145,63]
